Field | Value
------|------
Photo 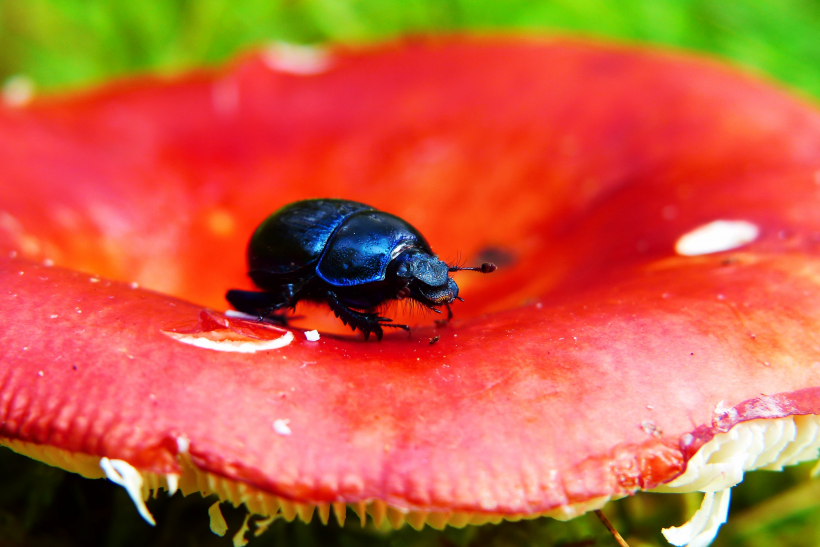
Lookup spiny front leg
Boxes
[326,290,410,341]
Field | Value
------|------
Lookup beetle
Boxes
[226,199,496,340]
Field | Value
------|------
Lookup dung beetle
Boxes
[226,199,496,341]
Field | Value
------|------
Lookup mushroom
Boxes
[2,39,820,546]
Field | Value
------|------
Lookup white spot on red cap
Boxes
[273,419,292,436]
[162,329,294,353]
[2,75,34,107]
[675,220,759,256]
[641,420,662,437]
[263,42,332,75]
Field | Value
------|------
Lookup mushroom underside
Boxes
[4,409,820,546]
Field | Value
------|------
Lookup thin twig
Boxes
[594,509,630,547]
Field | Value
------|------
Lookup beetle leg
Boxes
[445,303,453,321]
[419,303,443,316]
[225,289,290,323]
[325,290,379,339]
[281,281,307,304]
[326,290,409,341]
[259,312,290,326]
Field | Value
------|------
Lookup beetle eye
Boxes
[396,261,414,277]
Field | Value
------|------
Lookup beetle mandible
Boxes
[226,199,496,341]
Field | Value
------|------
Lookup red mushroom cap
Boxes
[2,38,820,534]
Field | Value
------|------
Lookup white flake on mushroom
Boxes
[675,220,759,256]
[263,42,332,75]
[2,75,34,107]
[161,329,294,353]
[273,419,292,436]
[662,489,731,547]
[100,457,156,525]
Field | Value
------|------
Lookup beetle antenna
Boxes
[448,262,497,274]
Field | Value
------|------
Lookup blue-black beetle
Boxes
[226,199,496,340]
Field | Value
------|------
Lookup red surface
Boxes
[3,38,820,514]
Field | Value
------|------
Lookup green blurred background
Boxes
[2,1,820,546]
[2,0,820,99]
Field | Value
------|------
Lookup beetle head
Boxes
[392,249,496,309]
[392,249,458,306]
